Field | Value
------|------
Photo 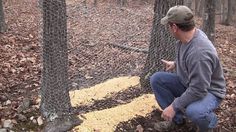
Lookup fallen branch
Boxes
[110,43,148,54]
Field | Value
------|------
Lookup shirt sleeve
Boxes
[172,59,213,112]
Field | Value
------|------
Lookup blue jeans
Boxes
[150,72,222,131]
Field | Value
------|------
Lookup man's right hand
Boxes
[161,59,175,71]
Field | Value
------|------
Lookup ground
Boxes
[0,0,235,131]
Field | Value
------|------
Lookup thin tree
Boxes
[220,0,227,24]
[224,0,234,25]
[140,0,183,89]
[184,0,192,9]
[0,0,6,33]
[202,0,216,43]
[117,0,128,7]
[40,0,82,131]
[94,0,97,7]
[195,0,205,17]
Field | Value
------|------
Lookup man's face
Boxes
[167,23,178,39]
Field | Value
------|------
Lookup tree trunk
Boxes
[221,0,227,24]
[140,0,183,90]
[195,0,199,14]
[216,0,221,13]
[225,0,233,25]
[0,0,6,33]
[184,0,192,9]
[233,0,236,13]
[233,0,236,26]
[196,0,205,17]
[117,0,128,7]
[41,0,82,131]
[202,0,216,43]
[122,0,128,6]
[41,0,71,119]
[83,0,87,7]
[94,0,97,7]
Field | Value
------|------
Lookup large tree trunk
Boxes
[40,0,82,131]
[0,0,6,33]
[202,0,216,43]
[140,0,183,90]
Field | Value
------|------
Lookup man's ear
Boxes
[172,24,178,32]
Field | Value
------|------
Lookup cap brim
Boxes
[161,16,168,25]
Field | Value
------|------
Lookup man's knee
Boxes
[150,72,166,86]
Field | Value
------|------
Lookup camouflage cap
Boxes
[161,5,194,25]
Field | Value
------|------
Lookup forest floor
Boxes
[0,0,235,131]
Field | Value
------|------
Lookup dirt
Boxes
[115,109,199,132]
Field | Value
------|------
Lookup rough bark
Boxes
[140,0,183,89]
[202,0,216,43]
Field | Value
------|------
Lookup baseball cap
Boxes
[161,5,194,25]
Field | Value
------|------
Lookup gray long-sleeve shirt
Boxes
[172,29,226,112]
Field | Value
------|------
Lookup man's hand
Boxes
[161,104,176,121]
[161,59,175,71]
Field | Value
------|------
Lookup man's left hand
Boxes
[161,104,176,121]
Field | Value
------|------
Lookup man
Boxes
[150,5,226,132]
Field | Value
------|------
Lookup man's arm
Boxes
[172,59,213,112]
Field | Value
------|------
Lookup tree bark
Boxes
[215,0,221,13]
[195,0,199,14]
[233,0,236,13]
[200,0,205,16]
[195,0,204,17]
[202,0,216,43]
[140,0,183,90]
[0,0,6,33]
[220,0,227,24]
[41,0,82,131]
[94,0,97,7]
[224,0,233,25]
[41,0,71,120]
[184,0,192,9]
[117,0,128,7]
[83,0,87,7]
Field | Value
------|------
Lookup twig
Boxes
[110,43,148,53]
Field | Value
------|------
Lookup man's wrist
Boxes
[172,102,178,112]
